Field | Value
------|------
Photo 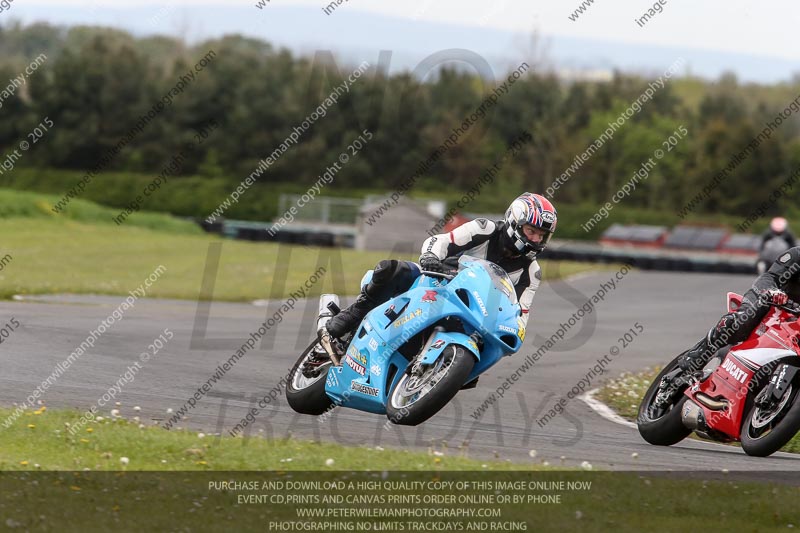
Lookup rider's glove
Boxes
[761,288,789,306]
[419,252,445,273]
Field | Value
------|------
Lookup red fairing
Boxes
[727,292,743,313]
[691,354,754,439]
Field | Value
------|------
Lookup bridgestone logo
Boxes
[351,382,379,396]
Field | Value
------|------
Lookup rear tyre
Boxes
[285,341,334,415]
[637,356,692,446]
[741,369,800,457]
[386,344,474,426]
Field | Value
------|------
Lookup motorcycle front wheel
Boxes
[741,367,800,457]
[386,344,474,426]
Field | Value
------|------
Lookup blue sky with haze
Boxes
[3,1,799,82]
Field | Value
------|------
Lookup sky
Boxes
[4,0,800,82]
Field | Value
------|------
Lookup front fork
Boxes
[755,364,798,409]
[408,326,445,378]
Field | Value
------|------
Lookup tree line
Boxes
[1,21,799,223]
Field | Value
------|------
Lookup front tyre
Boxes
[386,344,474,426]
[741,370,800,457]
[285,341,334,415]
[637,356,692,446]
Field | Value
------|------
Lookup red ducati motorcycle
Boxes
[638,292,800,457]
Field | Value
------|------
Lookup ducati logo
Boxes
[722,358,747,384]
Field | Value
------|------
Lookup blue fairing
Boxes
[325,256,524,414]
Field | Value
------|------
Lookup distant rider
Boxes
[760,216,796,251]
[321,193,558,351]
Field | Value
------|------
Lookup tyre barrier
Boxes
[539,247,755,274]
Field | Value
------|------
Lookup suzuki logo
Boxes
[722,359,747,384]
[472,290,489,316]
[422,290,437,302]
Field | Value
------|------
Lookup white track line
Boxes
[580,388,800,455]
[580,388,637,429]
[580,388,733,450]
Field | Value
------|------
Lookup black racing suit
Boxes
[760,229,796,250]
[679,246,800,372]
[325,218,542,340]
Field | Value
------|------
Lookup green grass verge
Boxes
[597,368,800,453]
[1,407,799,531]
[0,406,528,471]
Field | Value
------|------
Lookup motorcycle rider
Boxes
[677,246,800,374]
[320,193,558,351]
[761,217,796,251]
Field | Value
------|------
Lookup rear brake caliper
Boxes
[302,354,329,378]
[316,329,345,367]
[654,368,691,408]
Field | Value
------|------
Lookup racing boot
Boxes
[325,259,415,340]
[676,330,730,374]
[324,288,379,340]
[676,337,711,373]
[654,338,715,409]
[678,310,748,373]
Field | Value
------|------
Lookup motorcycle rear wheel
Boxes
[637,356,692,446]
[285,340,334,415]
[741,370,800,457]
[386,344,474,426]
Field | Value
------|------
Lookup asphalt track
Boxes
[3,269,800,476]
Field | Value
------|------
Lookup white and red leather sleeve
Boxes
[518,260,541,328]
[420,218,496,259]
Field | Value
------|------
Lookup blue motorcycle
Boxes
[286,256,526,425]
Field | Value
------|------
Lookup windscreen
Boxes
[458,256,518,304]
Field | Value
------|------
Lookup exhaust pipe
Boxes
[680,400,706,431]
[694,392,728,411]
